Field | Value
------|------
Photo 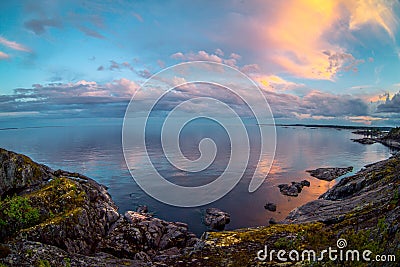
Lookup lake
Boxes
[0,121,395,235]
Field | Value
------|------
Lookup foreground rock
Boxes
[306,166,353,181]
[2,148,399,266]
[0,148,199,266]
[171,153,399,266]
[203,208,230,230]
[278,180,310,197]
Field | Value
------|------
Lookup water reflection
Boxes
[0,123,394,235]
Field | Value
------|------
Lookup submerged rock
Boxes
[306,166,353,181]
[203,208,230,231]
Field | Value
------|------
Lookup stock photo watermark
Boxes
[122,61,276,207]
[257,238,396,263]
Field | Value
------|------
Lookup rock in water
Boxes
[300,180,311,187]
[306,166,353,181]
[264,202,277,212]
[204,208,230,230]
[136,205,148,213]
[278,180,310,197]
[269,218,277,225]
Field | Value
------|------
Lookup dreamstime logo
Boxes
[257,238,396,263]
[122,61,276,207]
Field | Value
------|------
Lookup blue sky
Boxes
[1,0,400,126]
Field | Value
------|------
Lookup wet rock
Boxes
[300,180,310,187]
[264,202,276,212]
[278,183,299,197]
[306,166,353,181]
[204,208,230,230]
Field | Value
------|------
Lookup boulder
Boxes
[203,208,230,231]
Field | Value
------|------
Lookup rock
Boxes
[0,148,200,266]
[0,148,53,197]
[268,218,277,225]
[136,205,148,213]
[278,180,310,197]
[98,211,194,258]
[300,180,310,187]
[306,166,353,181]
[264,202,277,212]
[204,208,230,230]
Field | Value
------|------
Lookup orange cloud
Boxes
[259,0,398,80]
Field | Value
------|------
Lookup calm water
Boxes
[0,122,395,235]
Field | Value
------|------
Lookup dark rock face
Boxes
[306,166,353,181]
[99,211,197,258]
[204,208,230,230]
[278,180,310,197]
[264,202,276,212]
[0,148,52,196]
[23,174,120,255]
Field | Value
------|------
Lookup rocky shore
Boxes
[352,127,400,150]
[0,148,199,266]
[1,146,399,266]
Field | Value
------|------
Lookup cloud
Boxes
[77,25,105,39]
[345,0,398,39]
[377,91,400,113]
[212,0,398,80]
[24,18,62,35]
[132,12,143,22]
[254,74,304,92]
[0,79,139,118]
[0,51,10,60]
[171,50,241,67]
[0,37,31,52]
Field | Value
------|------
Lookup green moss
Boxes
[0,195,40,239]
[35,259,51,267]
[64,257,71,267]
[0,177,87,241]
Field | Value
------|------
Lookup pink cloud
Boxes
[0,51,10,60]
[0,37,31,52]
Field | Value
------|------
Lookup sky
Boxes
[1,0,400,126]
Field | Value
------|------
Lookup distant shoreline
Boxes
[258,123,393,131]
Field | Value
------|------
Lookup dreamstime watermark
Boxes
[257,238,396,263]
[122,61,276,207]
